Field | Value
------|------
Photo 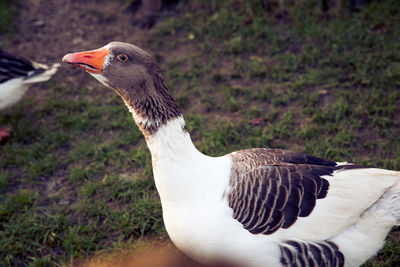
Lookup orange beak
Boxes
[62,47,109,74]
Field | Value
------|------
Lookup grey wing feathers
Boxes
[280,240,345,267]
[227,148,362,235]
[230,148,336,167]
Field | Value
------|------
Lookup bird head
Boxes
[62,41,182,135]
[62,42,162,98]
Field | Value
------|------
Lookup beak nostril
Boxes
[82,55,92,58]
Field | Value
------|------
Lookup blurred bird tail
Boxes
[23,63,60,84]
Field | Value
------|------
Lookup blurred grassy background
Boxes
[0,0,399,266]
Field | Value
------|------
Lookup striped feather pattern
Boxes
[0,49,41,83]
[226,148,357,235]
[280,240,345,267]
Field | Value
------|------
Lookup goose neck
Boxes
[145,116,200,162]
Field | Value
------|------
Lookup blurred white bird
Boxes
[0,48,59,142]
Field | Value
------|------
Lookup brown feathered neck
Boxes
[116,67,183,137]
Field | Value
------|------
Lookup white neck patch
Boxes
[146,115,191,156]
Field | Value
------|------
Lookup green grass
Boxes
[1,0,400,266]
[0,0,19,36]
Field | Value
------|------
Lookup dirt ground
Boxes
[4,0,175,89]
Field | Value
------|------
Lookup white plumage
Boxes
[147,117,400,267]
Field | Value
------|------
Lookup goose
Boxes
[0,49,60,141]
[62,41,400,267]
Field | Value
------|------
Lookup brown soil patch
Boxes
[2,0,180,90]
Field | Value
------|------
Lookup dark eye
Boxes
[117,54,128,62]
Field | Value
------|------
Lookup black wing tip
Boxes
[334,164,370,171]
[277,150,337,167]
[303,154,336,167]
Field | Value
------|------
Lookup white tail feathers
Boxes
[23,63,60,84]
[331,172,400,266]
[375,179,400,224]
